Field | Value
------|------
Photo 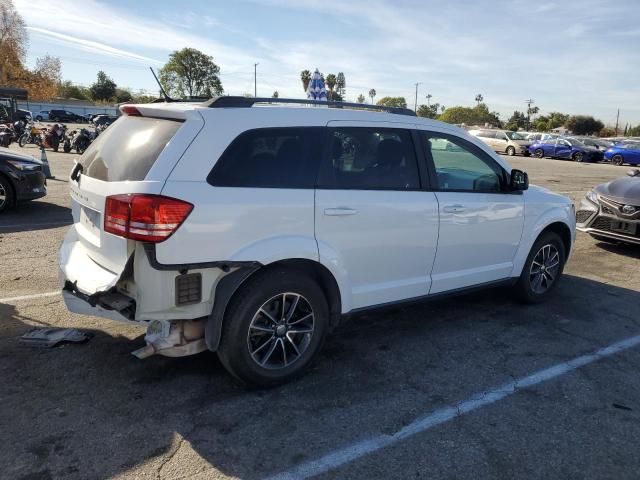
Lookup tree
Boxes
[300,70,311,93]
[417,102,440,119]
[425,93,432,106]
[376,96,407,109]
[272,90,279,98]
[627,125,640,137]
[504,110,527,131]
[159,48,223,99]
[598,127,616,137]
[475,93,483,105]
[438,103,501,127]
[336,72,346,98]
[325,74,337,100]
[0,0,27,85]
[114,88,132,103]
[89,70,117,101]
[356,93,365,104]
[565,115,604,135]
[368,88,376,104]
[58,80,89,100]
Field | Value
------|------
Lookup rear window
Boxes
[79,116,180,181]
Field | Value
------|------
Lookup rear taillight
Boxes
[104,194,193,243]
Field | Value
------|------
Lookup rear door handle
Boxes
[324,208,358,216]
[442,204,466,214]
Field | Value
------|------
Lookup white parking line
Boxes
[264,333,640,480]
[0,291,60,303]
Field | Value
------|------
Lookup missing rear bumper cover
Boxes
[63,281,136,320]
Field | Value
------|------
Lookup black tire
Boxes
[217,268,330,387]
[513,231,566,304]
[573,151,584,162]
[18,134,28,147]
[35,116,42,122]
[612,154,624,166]
[524,151,531,157]
[63,140,71,153]
[506,146,516,156]
[534,148,544,158]
[0,174,16,213]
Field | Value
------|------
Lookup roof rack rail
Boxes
[203,96,416,117]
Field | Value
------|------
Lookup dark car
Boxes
[576,169,640,245]
[92,114,118,127]
[529,137,603,162]
[0,147,47,213]
[48,109,87,123]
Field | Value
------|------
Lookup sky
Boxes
[13,0,640,126]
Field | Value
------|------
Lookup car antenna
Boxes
[149,67,173,102]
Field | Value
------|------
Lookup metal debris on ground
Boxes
[20,328,92,348]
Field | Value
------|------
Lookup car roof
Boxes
[0,146,39,163]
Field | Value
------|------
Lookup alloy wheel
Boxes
[574,152,583,162]
[612,155,624,166]
[247,292,315,370]
[529,244,560,294]
[0,181,6,209]
[534,149,544,158]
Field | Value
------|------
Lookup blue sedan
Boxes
[528,137,603,162]
[604,143,640,166]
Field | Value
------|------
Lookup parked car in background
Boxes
[58,98,575,386]
[469,129,531,156]
[525,133,558,143]
[574,137,612,151]
[91,114,118,127]
[604,143,640,166]
[48,109,87,123]
[34,111,50,122]
[529,137,603,162]
[576,169,640,245]
[0,147,46,213]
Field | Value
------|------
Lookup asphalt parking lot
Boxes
[1,141,640,480]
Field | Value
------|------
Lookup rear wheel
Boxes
[0,174,16,213]
[612,154,624,166]
[513,231,566,303]
[534,148,544,158]
[573,151,584,162]
[217,269,330,386]
[506,146,516,156]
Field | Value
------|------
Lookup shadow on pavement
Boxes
[2,274,640,479]
[0,201,72,234]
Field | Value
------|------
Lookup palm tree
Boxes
[272,91,279,98]
[441,105,446,113]
[426,93,432,107]
[300,70,311,93]
[368,88,376,104]
[326,74,337,100]
[475,94,483,105]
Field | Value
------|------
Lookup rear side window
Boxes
[208,128,323,188]
[79,116,180,181]
[317,127,420,190]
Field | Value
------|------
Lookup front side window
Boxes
[318,127,420,190]
[208,127,323,188]
[424,134,504,192]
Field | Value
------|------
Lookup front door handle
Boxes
[324,207,358,216]
[442,204,466,214]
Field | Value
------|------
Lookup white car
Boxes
[58,97,576,385]
[34,110,50,122]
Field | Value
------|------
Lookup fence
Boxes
[17,101,118,117]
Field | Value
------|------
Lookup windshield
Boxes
[568,139,587,148]
[505,131,526,140]
[79,116,181,181]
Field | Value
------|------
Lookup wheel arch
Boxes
[205,258,342,352]
[0,170,16,208]
[541,221,572,257]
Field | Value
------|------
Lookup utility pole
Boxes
[615,108,620,136]
[525,98,535,129]
[414,82,422,113]
[254,63,259,97]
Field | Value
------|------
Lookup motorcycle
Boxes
[68,127,95,154]
[42,123,67,152]
[0,124,15,147]
[18,122,43,148]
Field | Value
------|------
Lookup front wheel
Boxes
[18,134,28,147]
[513,231,566,304]
[0,174,16,213]
[217,269,329,386]
[573,152,584,162]
[534,148,544,158]
[506,146,516,156]
[612,154,624,166]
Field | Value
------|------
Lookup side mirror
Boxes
[510,169,529,191]
[627,168,640,177]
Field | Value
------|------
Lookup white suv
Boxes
[59,97,576,386]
